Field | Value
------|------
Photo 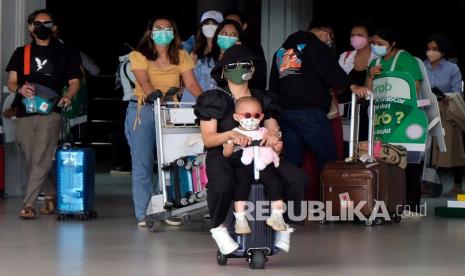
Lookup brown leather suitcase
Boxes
[320,93,405,225]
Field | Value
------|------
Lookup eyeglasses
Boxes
[236,112,261,119]
[32,21,54,28]
[225,62,253,70]
[153,27,174,32]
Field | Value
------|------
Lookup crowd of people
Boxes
[5,8,464,255]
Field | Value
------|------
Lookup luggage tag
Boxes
[339,192,353,209]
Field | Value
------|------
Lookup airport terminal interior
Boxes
[1,0,465,275]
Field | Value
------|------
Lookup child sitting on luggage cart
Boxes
[223,96,287,234]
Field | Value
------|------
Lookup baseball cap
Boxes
[200,10,223,24]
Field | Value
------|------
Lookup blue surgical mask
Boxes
[372,44,389,57]
[217,35,239,50]
[152,30,174,46]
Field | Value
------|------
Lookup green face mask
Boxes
[224,66,253,85]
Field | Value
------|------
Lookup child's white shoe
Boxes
[234,212,251,234]
[274,224,294,253]
[266,210,287,231]
[210,225,239,255]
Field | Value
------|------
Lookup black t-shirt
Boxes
[5,39,82,116]
[269,31,349,111]
[194,88,280,155]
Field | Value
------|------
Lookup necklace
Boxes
[220,88,250,103]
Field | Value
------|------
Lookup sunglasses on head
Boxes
[225,62,253,70]
[237,112,261,119]
[32,21,54,28]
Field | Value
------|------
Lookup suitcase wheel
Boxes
[57,214,65,221]
[146,220,162,232]
[248,250,266,269]
[177,197,189,206]
[365,218,383,226]
[216,250,227,266]
[319,218,327,225]
[176,159,185,167]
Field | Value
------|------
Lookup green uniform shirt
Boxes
[369,50,423,81]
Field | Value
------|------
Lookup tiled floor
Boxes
[1,172,464,276]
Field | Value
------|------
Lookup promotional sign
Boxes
[372,71,428,152]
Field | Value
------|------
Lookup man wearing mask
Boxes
[269,21,352,172]
[223,9,267,90]
[5,9,82,219]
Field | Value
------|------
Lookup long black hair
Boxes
[136,15,182,64]
[193,19,219,63]
[210,19,244,63]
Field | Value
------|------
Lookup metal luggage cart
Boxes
[145,98,208,232]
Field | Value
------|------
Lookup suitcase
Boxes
[166,156,194,207]
[56,110,97,221]
[218,141,277,269]
[56,147,96,220]
[190,153,208,202]
[321,93,405,225]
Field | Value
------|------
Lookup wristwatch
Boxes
[274,129,282,138]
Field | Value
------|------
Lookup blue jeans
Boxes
[279,108,337,171]
[125,102,156,221]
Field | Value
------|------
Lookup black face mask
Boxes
[33,25,53,40]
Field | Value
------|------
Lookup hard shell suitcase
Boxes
[56,109,97,221]
[56,148,96,220]
[219,141,277,269]
[320,93,405,225]
[166,156,194,207]
[190,154,208,201]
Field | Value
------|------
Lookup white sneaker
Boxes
[274,224,294,253]
[234,212,251,234]
[266,211,287,231]
[138,221,146,227]
[210,225,239,255]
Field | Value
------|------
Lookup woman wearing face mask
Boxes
[365,28,422,94]
[181,11,223,103]
[423,34,464,196]
[126,16,202,226]
[364,28,424,215]
[194,45,307,255]
[339,22,377,141]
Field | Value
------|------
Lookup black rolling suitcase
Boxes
[217,140,277,269]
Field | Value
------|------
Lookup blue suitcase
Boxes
[56,147,97,220]
[166,156,194,207]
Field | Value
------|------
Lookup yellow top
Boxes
[129,49,194,99]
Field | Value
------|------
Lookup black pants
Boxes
[233,162,283,202]
[406,163,423,211]
[206,151,308,228]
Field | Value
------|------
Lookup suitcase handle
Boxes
[349,92,375,160]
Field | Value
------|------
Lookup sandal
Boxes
[19,205,36,219]
[40,196,56,215]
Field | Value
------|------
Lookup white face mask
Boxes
[426,50,442,63]
[202,24,217,38]
[239,118,260,131]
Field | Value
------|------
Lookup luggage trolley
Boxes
[145,98,208,232]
